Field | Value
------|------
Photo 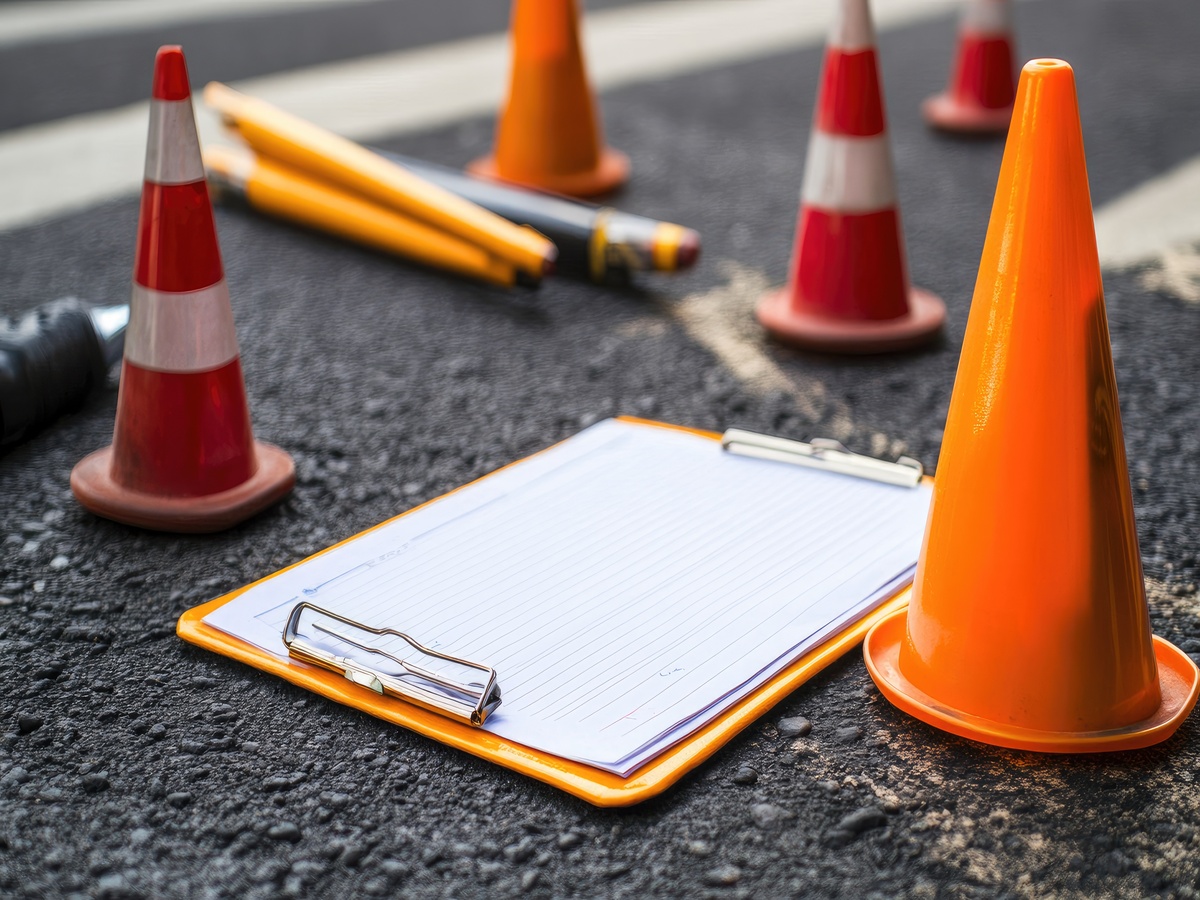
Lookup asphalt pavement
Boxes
[2,0,1200,897]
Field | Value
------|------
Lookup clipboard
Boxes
[177,418,923,807]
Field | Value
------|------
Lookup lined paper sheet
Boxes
[205,420,932,776]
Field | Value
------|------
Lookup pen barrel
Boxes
[381,152,696,284]
[381,152,597,278]
[0,298,108,448]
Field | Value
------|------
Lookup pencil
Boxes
[204,145,522,289]
[203,83,556,280]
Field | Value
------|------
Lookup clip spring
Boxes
[283,602,502,727]
[721,429,924,488]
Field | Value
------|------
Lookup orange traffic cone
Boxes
[923,0,1017,133]
[71,46,294,533]
[757,0,945,354]
[468,0,629,198]
[864,59,1199,752]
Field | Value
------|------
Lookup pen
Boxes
[380,151,701,284]
[0,298,128,450]
[204,83,557,281]
[204,146,528,290]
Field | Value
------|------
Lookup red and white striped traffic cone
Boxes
[757,0,945,353]
[922,0,1016,133]
[71,46,294,533]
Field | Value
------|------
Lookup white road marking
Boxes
[1137,246,1200,304]
[0,0,966,232]
[670,260,855,439]
[1095,154,1200,273]
[0,0,381,48]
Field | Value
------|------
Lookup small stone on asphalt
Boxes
[835,807,888,836]
[704,864,742,886]
[268,822,303,843]
[750,803,794,830]
[362,877,389,896]
[777,716,812,737]
[504,837,535,863]
[1,766,30,786]
[732,766,759,785]
[81,773,109,793]
[341,843,369,866]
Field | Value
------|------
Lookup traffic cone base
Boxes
[467,146,629,198]
[923,0,1016,134]
[922,92,1013,133]
[757,285,945,354]
[864,606,1200,753]
[71,440,294,533]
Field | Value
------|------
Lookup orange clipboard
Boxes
[177,418,920,807]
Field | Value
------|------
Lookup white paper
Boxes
[205,419,932,775]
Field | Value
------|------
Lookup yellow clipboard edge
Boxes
[177,417,920,807]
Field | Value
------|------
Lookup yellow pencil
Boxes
[204,83,556,280]
[204,145,521,289]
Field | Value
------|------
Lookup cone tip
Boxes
[1021,58,1073,80]
[153,45,191,102]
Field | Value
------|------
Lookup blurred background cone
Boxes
[757,0,945,354]
[923,0,1017,133]
[864,59,1199,752]
[71,46,294,533]
[468,0,629,198]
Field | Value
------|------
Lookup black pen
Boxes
[377,150,701,285]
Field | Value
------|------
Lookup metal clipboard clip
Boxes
[282,602,502,727]
[721,428,924,488]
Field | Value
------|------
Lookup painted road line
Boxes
[1137,247,1200,305]
[671,260,856,440]
[1094,154,1200,270]
[0,0,966,232]
[0,0,380,48]
[1094,153,1200,303]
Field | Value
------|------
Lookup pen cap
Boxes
[70,46,294,533]
[468,0,629,198]
[922,0,1017,134]
[755,0,944,353]
[864,60,1198,752]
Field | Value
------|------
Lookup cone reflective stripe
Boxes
[757,0,945,353]
[468,0,629,198]
[865,60,1199,752]
[923,0,1017,133]
[124,283,239,373]
[71,46,294,533]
